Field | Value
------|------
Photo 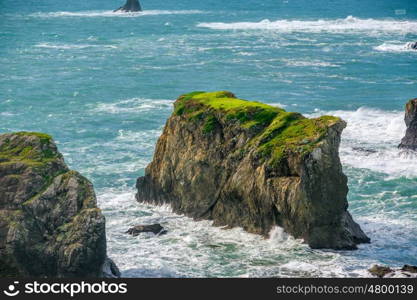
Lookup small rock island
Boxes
[114,0,142,12]
[0,132,118,277]
[136,91,370,250]
[399,98,417,150]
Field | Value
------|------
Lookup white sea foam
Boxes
[198,16,417,35]
[374,42,417,53]
[92,98,173,114]
[283,59,339,67]
[99,187,417,278]
[35,43,117,50]
[98,188,362,278]
[30,10,205,18]
[308,107,417,178]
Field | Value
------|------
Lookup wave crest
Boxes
[30,10,205,18]
[374,42,417,53]
[198,16,417,35]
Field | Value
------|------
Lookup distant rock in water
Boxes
[114,0,142,12]
[406,42,417,50]
[369,265,417,278]
[399,98,417,150]
[136,91,370,250]
[126,224,167,236]
[0,132,118,278]
[352,147,377,155]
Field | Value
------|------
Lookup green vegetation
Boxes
[256,113,339,166]
[175,91,283,129]
[0,132,58,167]
[174,91,341,166]
[202,115,218,134]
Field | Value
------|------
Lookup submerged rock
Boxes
[351,147,377,155]
[369,265,417,278]
[406,42,417,50]
[114,0,142,12]
[399,98,417,150]
[136,91,370,250]
[402,265,417,273]
[0,132,118,278]
[368,265,393,278]
[126,224,167,236]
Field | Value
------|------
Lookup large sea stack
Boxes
[399,98,417,150]
[136,91,370,250]
[114,0,142,12]
[0,132,118,277]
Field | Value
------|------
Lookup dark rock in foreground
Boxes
[369,265,417,278]
[402,265,417,273]
[368,265,393,278]
[114,0,142,12]
[126,224,167,236]
[136,91,370,250]
[0,132,118,278]
[399,98,417,150]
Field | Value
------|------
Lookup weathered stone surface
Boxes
[399,98,417,150]
[0,132,117,278]
[136,91,370,250]
[126,224,167,236]
[114,0,142,12]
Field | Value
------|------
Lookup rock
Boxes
[402,265,417,273]
[102,257,121,278]
[0,132,118,278]
[399,98,417,150]
[352,147,377,155]
[136,91,370,250]
[368,265,393,278]
[114,0,142,12]
[126,224,167,236]
[368,264,417,278]
[406,42,417,50]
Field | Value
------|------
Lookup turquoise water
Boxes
[1,0,417,277]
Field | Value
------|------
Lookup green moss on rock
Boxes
[175,91,341,165]
[0,131,59,167]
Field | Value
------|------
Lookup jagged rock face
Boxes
[114,0,142,12]
[399,98,417,150]
[136,91,370,250]
[0,132,107,277]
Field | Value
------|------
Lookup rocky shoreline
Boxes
[2,94,417,277]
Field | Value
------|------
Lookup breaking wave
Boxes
[30,10,205,18]
[309,107,417,178]
[198,16,417,35]
[374,42,417,53]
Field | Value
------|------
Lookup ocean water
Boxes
[1,0,417,277]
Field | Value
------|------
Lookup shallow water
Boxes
[1,0,416,277]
